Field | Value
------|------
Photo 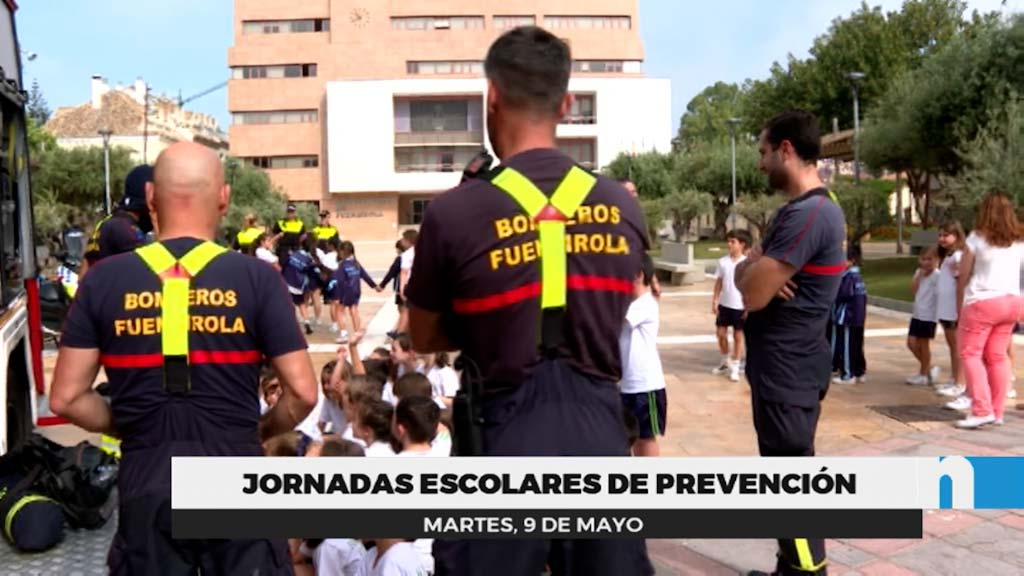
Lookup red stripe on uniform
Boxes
[101,350,263,368]
[453,282,542,313]
[101,353,164,368]
[189,350,263,364]
[566,274,634,294]
[451,274,634,314]
[802,263,846,276]
[36,415,71,427]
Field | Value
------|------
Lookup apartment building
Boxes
[229,0,671,241]
[47,76,228,163]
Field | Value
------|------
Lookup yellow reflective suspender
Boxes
[490,166,597,311]
[134,241,228,393]
[85,214,113,255]
[278,220,303,234]
[98,434,121,459]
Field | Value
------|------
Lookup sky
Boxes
[14,0,1023,133]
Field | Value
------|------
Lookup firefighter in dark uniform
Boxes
[49,142,319,576]
[735,111,845,576]
[406,27,653,576]
[79,164,154,278]
[273,203,305,261]
[312,210,340,244]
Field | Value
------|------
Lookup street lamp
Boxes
[727,117,741,231]
[847,71,866,183]
[20,50,37,62]
[98,129,113,214]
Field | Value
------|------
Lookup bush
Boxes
[868,225,920,241]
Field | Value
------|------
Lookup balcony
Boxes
[394,130,483,147]
[394,146,478,173]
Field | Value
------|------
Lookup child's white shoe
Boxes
[955,414,995,429]
[945,396,972,411]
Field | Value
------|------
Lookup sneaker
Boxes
[994,417,1004,426]
[906,374,930,386]
[929,365,942,383]
[833,376,856,385]
[1008,388,1018,400]
[945,396,972,411]
[329,323,339,333]
[855,375,868,384]
[729,365,741,382]
[955,414,996,429]
[936,384,966,398]
[712,361,730,375]
[304,323,313,335]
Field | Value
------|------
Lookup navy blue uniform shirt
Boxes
[744,188,846,407]
[61,237,307,500]
[406,148,648,391]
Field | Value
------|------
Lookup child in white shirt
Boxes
[359,540,426,576]
[426,352,459,410]
[353,398,397,457]
[907,246,941,386]
[619,254,667,457]
[711,230,751,382]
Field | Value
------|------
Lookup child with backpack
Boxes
[831,246,868,384]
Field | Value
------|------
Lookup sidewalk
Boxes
[644,283,1023,576]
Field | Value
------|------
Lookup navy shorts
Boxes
[716,306,745,329]
[290,292,305,306]
[939,319,957,330]
[909,318,937,339]
[339,291,360,307]
[621,389,667,439]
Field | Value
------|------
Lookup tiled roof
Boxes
[44,91,145,138]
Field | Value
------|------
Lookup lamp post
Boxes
[727,117,741,231]
[847,72,866,183]
[98,129,113,214]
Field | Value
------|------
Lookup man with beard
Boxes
[81,164,155,277]
[735,110,844,576]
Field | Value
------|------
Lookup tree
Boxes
[662,189,712,241]
[604,151,675,199]
[27,79,51,125]
[861,15,1024,225]
[674,140,767,237]
[674,82,745,150]
[31,145,135,214]
[942,96,1024,224]
[222,157,291,236]
[833,178,895,251]
[641,199,667,246]
[731,193,786,242]
[27,117,56,163]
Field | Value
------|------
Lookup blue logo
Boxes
[935,457,1024,509]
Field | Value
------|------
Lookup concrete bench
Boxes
[653,260,703,285]
[909,230,939,255]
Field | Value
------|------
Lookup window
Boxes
[571,60,642,73]
[406,61,483,75]
[231,64,317,79]
[408,100,468,132]
[543,16,631,30]
[557,139,596,169]
[411,199,431,224]
[392,16,484,30]
[0,98,24,305]
[243,156,319,169]
[564,94,595,124]
[232,110,318,125]
[394,146,478,172]
[242,19,330,34]
[493,15,536,29]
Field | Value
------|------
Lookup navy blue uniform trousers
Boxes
[433,358,654,576]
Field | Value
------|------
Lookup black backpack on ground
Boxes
[0,471,65,551]
[0,433,118,530]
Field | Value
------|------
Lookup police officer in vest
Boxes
[79,164,154,278]
[273,203,305,260]
[49,142,318,575]
[406,27,653,576]
[313,210,340,244]
[233,213,265,252]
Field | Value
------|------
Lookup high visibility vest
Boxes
[134,241,228,394]
[313,225,338,241]
[98,434,121,459]
[236,226,264,247]
[277,220,304,235]
[489,165,596,312]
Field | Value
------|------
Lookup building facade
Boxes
[46,76,228,164]
[229,0,671,241]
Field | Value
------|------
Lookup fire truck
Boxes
[0,0,47,456]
